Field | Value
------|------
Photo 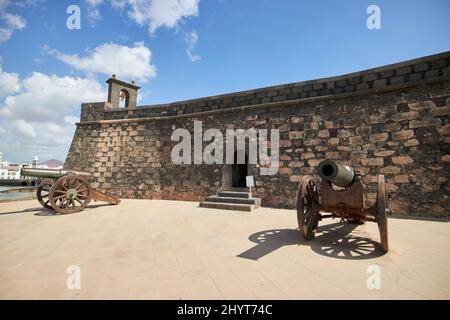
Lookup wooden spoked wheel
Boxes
[49,175,91,214]
[296,175,320,240]
[377,174,389,252]
[37,179,54,210]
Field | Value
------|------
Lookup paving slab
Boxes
[0,199,449,300]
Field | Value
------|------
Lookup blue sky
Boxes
[0,0,450,163]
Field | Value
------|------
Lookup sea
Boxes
[0,185,36,201]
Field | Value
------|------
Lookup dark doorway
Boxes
[232,151,248,188]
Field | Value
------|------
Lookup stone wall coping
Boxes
[76,74,450,126]
[104,51,449,110]
[81,102,107,106]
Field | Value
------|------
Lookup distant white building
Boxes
[0,152,9,169]
[0,152,62,180]
[0,152,31,180]
[32,156,39,168]
[0,165,19,180]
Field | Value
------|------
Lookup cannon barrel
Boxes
[20,167,91,179]
[317,160,355,187]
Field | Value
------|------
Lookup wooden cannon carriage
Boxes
[296,160,389,252]
[21,167,120,214]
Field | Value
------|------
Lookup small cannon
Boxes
[296,160,389,252]
[21,167,120,214]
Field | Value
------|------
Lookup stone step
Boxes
[199,202,255,212]
[206,195,261,206]
[225,187,250,192]
[218,191,252,198]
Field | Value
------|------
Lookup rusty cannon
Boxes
[296,160,389,252]
[21,167,120,214]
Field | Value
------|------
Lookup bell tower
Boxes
[106,75,140,109]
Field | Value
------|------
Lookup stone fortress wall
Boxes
[65,52,450,216]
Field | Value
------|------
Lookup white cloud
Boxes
[0,64,21,97]
[12,119,36,139]
[85,0,103,26]
[111,0,200,34]
[0,66,105,162]
[46,42,157,83]
[185,30,201,62]
[0,72,104,122]
[86,0,103,5]
[0,0,42,43]
[88,8,102,22]
[0,12,26,43]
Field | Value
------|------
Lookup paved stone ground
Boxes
[0,199,449,300]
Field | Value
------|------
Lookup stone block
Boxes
[394,175,409,183]
[337,130,352,138]
[349,136,364,146]
[391,111,419,121]
[425,69,438,79]
[289,175,302,182]
[443,67,450,77]
[363,73,378,82]
[300,152,315,159]
[380,70,393,78]
[414,63,429,73]
[336,79,347,88]
[392,155,414,165]
[304,139,321,146]
[360,158,384,166]
[318,129,330,138]
[380,166,401,174]
[328,138,339,145]
[431,59,447,69]
[390,76,405,85]
[369,133,388,143]
[396,66,411,75]
[369,114,387,124]
[279,168,293,175]
[307,159,323,167]
[404,139,419,147]
[438,124,450,135]
[408,100,435,110]
[313,83,323,90]
[382,123,401,132]
[356,126,372,136]
[392,129,414,140]
[304,122,319,130]
[289,131,304,139]
[409,73,423,82]
[288,161,304,168]
[325,121,337,129]
[337,146,351,151]
[356,83,369,90]
[409,118,441,129]
[327,151,346,159]
[430,107,450,117]
[374,150,395,157]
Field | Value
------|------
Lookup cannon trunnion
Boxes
[296,160,389,252]
[21,167,120,214]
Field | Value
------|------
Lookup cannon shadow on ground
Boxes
[237,221,386,261]
[0,203,115,216]
[0,207,52,216]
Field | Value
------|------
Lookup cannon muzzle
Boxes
[21,167,91,179]
[317,160,355,187]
